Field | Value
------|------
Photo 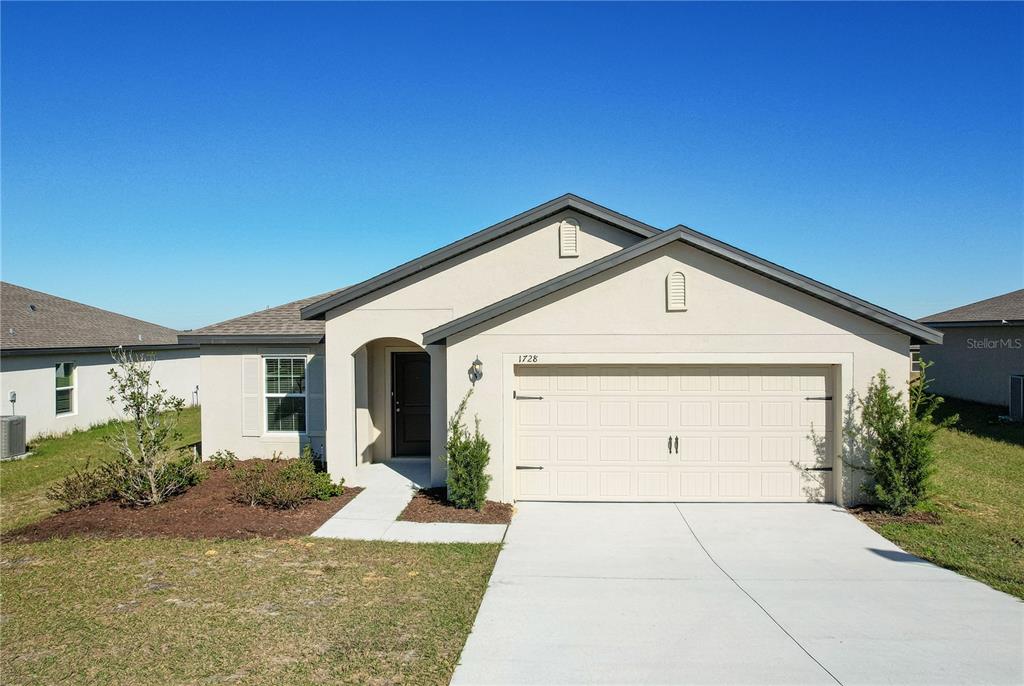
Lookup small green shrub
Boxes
[230,453,344,510]
[208,450,239,470]
[446,390,492,511]
[231,460,270,507]
[857,361,957,515]
[102,451,204,507]
[45,461,113,511]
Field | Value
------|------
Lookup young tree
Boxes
[858,361,956,514]
[104,347,196,505]
[446,390,492,510]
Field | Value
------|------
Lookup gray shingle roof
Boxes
[920,289,1024,324]
[1,282,183,351]
[180,288,345,341]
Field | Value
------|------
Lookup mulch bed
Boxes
[398,488,513,525]
[6,463,363,543]
[849,506,942,526]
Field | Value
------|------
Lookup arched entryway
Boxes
[353,337,432,464]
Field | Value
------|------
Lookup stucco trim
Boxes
[299,194,661,320]
[423,226,944,345]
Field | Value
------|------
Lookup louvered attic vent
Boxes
[559,218,579,257]
[667,271,687,311]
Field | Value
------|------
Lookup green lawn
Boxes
[1,537,499,685]
[0,407,201,533]
[0,406,501,685]
[863,398,1024,599]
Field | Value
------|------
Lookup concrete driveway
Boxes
[452,503,1022,686]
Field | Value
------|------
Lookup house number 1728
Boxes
[518,354,538,363]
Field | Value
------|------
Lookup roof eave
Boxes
[1,342,197,357]
[423,226,944,346]
[177,333,324,345]
[919,319,1024,329]
[299,194,661,321]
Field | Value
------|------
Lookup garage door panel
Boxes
[514,365,833,502]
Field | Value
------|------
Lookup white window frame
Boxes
[55,361,76,416]
[263,356,307,434]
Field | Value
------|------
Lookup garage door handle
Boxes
[513,392,544,400]
[803,466,833,471]
[516,465,544,470]
[805,396,832,401]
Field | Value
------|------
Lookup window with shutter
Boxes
[559,218,579,258]
[265,356,307,432]
[666,271,687,311]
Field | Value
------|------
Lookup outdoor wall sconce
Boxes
[468,356,483,385]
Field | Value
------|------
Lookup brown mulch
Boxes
[398,488,513,525]
[5,463,363,543]
[849,506,942,526]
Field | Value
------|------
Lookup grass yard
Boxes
[1,407,502,684]
[861,398,1024,599]
[1,537,500,685]
[0,406,201,533]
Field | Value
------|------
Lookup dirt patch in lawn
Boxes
[398,488,513,524]
[850,506,942,526]
[5,464,362,542]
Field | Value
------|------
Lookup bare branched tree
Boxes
[104,347,189,505]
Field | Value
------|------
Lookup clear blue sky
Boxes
[3,2,1021,330]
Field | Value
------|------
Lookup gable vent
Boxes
[559,218,579,258]
[666,271,687,311]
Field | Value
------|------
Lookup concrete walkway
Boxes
[311,459,507,544]
[453,502,1023,686]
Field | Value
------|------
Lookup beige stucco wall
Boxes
[198,344,325,459]
[920,325,1023,407]
[444,241,912,505]
[324,213,646,485]
[0,348,199,440]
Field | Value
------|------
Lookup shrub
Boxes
[446,390,492,510]
[208,450,239,470]
[230,452,344,510]
[231,460,270,507]
[46,461,113,511]
[857,361,957,515]
[102,451,204,507]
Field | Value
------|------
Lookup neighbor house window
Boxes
[265,357,306,432]
[55,362,75,415]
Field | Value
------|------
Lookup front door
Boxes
[392,351,431,456]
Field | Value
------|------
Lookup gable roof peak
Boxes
[298,194,662,320]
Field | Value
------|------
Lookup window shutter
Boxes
[305,354,325,436]
[666,271,687,311]
[241,355,261,436]
[559,218,579,257]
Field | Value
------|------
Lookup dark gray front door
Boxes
[392,351,431,456]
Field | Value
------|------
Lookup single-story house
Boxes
[181,194,942,505]
[1,282,200,440]
[918,289,1023,408]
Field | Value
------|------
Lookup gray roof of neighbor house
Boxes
[1,282,187,354]
[423,226,944,346]
[177,289,345,344]
[920,289,1024,325]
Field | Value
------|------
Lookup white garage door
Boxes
[514,365,834,502]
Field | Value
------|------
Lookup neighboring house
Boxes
[1,282,199,440]
[181,194,941,505]
[918,289,1024,408]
